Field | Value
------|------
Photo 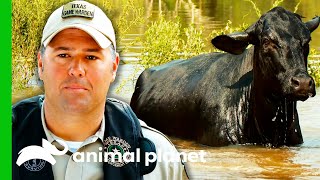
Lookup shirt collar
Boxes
[41,100,105,144]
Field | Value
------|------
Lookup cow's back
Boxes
[131,49,254,145]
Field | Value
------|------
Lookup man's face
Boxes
[38,28,119,114]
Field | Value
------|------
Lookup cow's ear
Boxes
[306,16,320,32]
[211,32,250,55]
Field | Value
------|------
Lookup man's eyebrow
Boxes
[52,47,101,52]
[53,47,73,51]
[84,48,101,52]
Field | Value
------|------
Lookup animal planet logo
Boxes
[16,139,68,171]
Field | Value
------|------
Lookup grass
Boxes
[138,16,206,68]
[309,49,320,86]
[140,17,182,68]
[12,0,68,93]
[309,62,320,86]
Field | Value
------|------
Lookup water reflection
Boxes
[173,140,319,179]
[122,0,320,57]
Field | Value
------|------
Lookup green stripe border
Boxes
[0,0,12,180]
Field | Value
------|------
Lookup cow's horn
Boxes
[306,16,320,32]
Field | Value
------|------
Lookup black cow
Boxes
[130,7,319,147]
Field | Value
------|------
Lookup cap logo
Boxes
[62,2,95,18]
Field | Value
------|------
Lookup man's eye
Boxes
[87,56,97,60]
[58,54,69,58]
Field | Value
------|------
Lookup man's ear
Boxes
[37,52,44,80]
[111,53,120,82]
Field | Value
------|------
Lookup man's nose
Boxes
[68,59,85,77]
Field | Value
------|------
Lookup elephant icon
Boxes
[16,139,68,166]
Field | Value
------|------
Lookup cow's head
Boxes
[212,7,319,101]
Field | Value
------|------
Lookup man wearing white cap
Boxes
[12,1,188,180]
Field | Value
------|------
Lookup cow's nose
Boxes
[291,76,313,88]
[290,74,315,97]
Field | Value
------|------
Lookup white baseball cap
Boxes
[41,0,116,49]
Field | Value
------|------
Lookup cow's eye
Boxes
[262,37,281,48]
[262,38,271,45]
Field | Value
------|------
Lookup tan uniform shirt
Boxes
[41,102,188,180]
